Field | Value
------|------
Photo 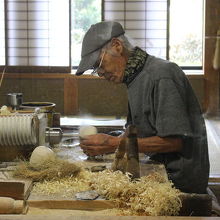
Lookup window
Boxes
[71,0,102,67]
[1,0,70,72]
[104,0,167,60]
[169,0,203,69]
[103,0,203,71]
[0,0,5,65]
[0,0,204,72]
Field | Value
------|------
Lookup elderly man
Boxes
[76,21,210,194]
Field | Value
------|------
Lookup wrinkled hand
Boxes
[80,133,120,156]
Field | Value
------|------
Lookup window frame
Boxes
[0,0,72,73]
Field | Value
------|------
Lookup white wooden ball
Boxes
[79,125,97,139]
[29,146,55,166]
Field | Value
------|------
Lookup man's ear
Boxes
[111,38,123,55]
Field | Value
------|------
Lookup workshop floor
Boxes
[205,117,220,205]
[205,117,220,178]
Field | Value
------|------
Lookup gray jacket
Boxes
[126,55,210,193]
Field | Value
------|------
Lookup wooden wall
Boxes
[204,0,220,116]
[0,73,204,117]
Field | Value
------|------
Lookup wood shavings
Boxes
[90,170,182,216]
[32,169,94,198]
[12,158,81,181]
[32,169,181,216]
[33,175,91,198]
[0,105,11,115]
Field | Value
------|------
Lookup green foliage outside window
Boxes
[170,34,202,66]
[71,0,101,66]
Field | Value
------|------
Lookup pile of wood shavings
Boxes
[90,170,182,216]
[32,169,181,216]
[33,170,93,197]
[13,158,81,181]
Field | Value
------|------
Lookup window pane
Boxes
[169,0,203,67]
[71,0,101,67]
[103,0,167,60]
[6,0,69,67]
[0,0,5,65]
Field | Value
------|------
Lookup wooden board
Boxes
[0,168,33,200]
[0,214,219,220]
[0,179,33,200]
[28,199,115,211]
[0,181,25,200]
[27,193,213,216]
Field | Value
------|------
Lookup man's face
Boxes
[96,40,127,83]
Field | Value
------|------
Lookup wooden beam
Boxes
[0,180,32,200]
[64,78,78,115]
[204,0,220,116]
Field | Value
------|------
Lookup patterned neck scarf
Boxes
[123,47,148,86]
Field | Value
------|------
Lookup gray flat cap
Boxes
[76,21,125,75]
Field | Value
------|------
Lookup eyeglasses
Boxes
[91,50,106,76]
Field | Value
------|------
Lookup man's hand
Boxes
[80,133,120,156]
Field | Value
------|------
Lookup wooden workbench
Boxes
[0,215,219,220]
[0,149,215,218]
